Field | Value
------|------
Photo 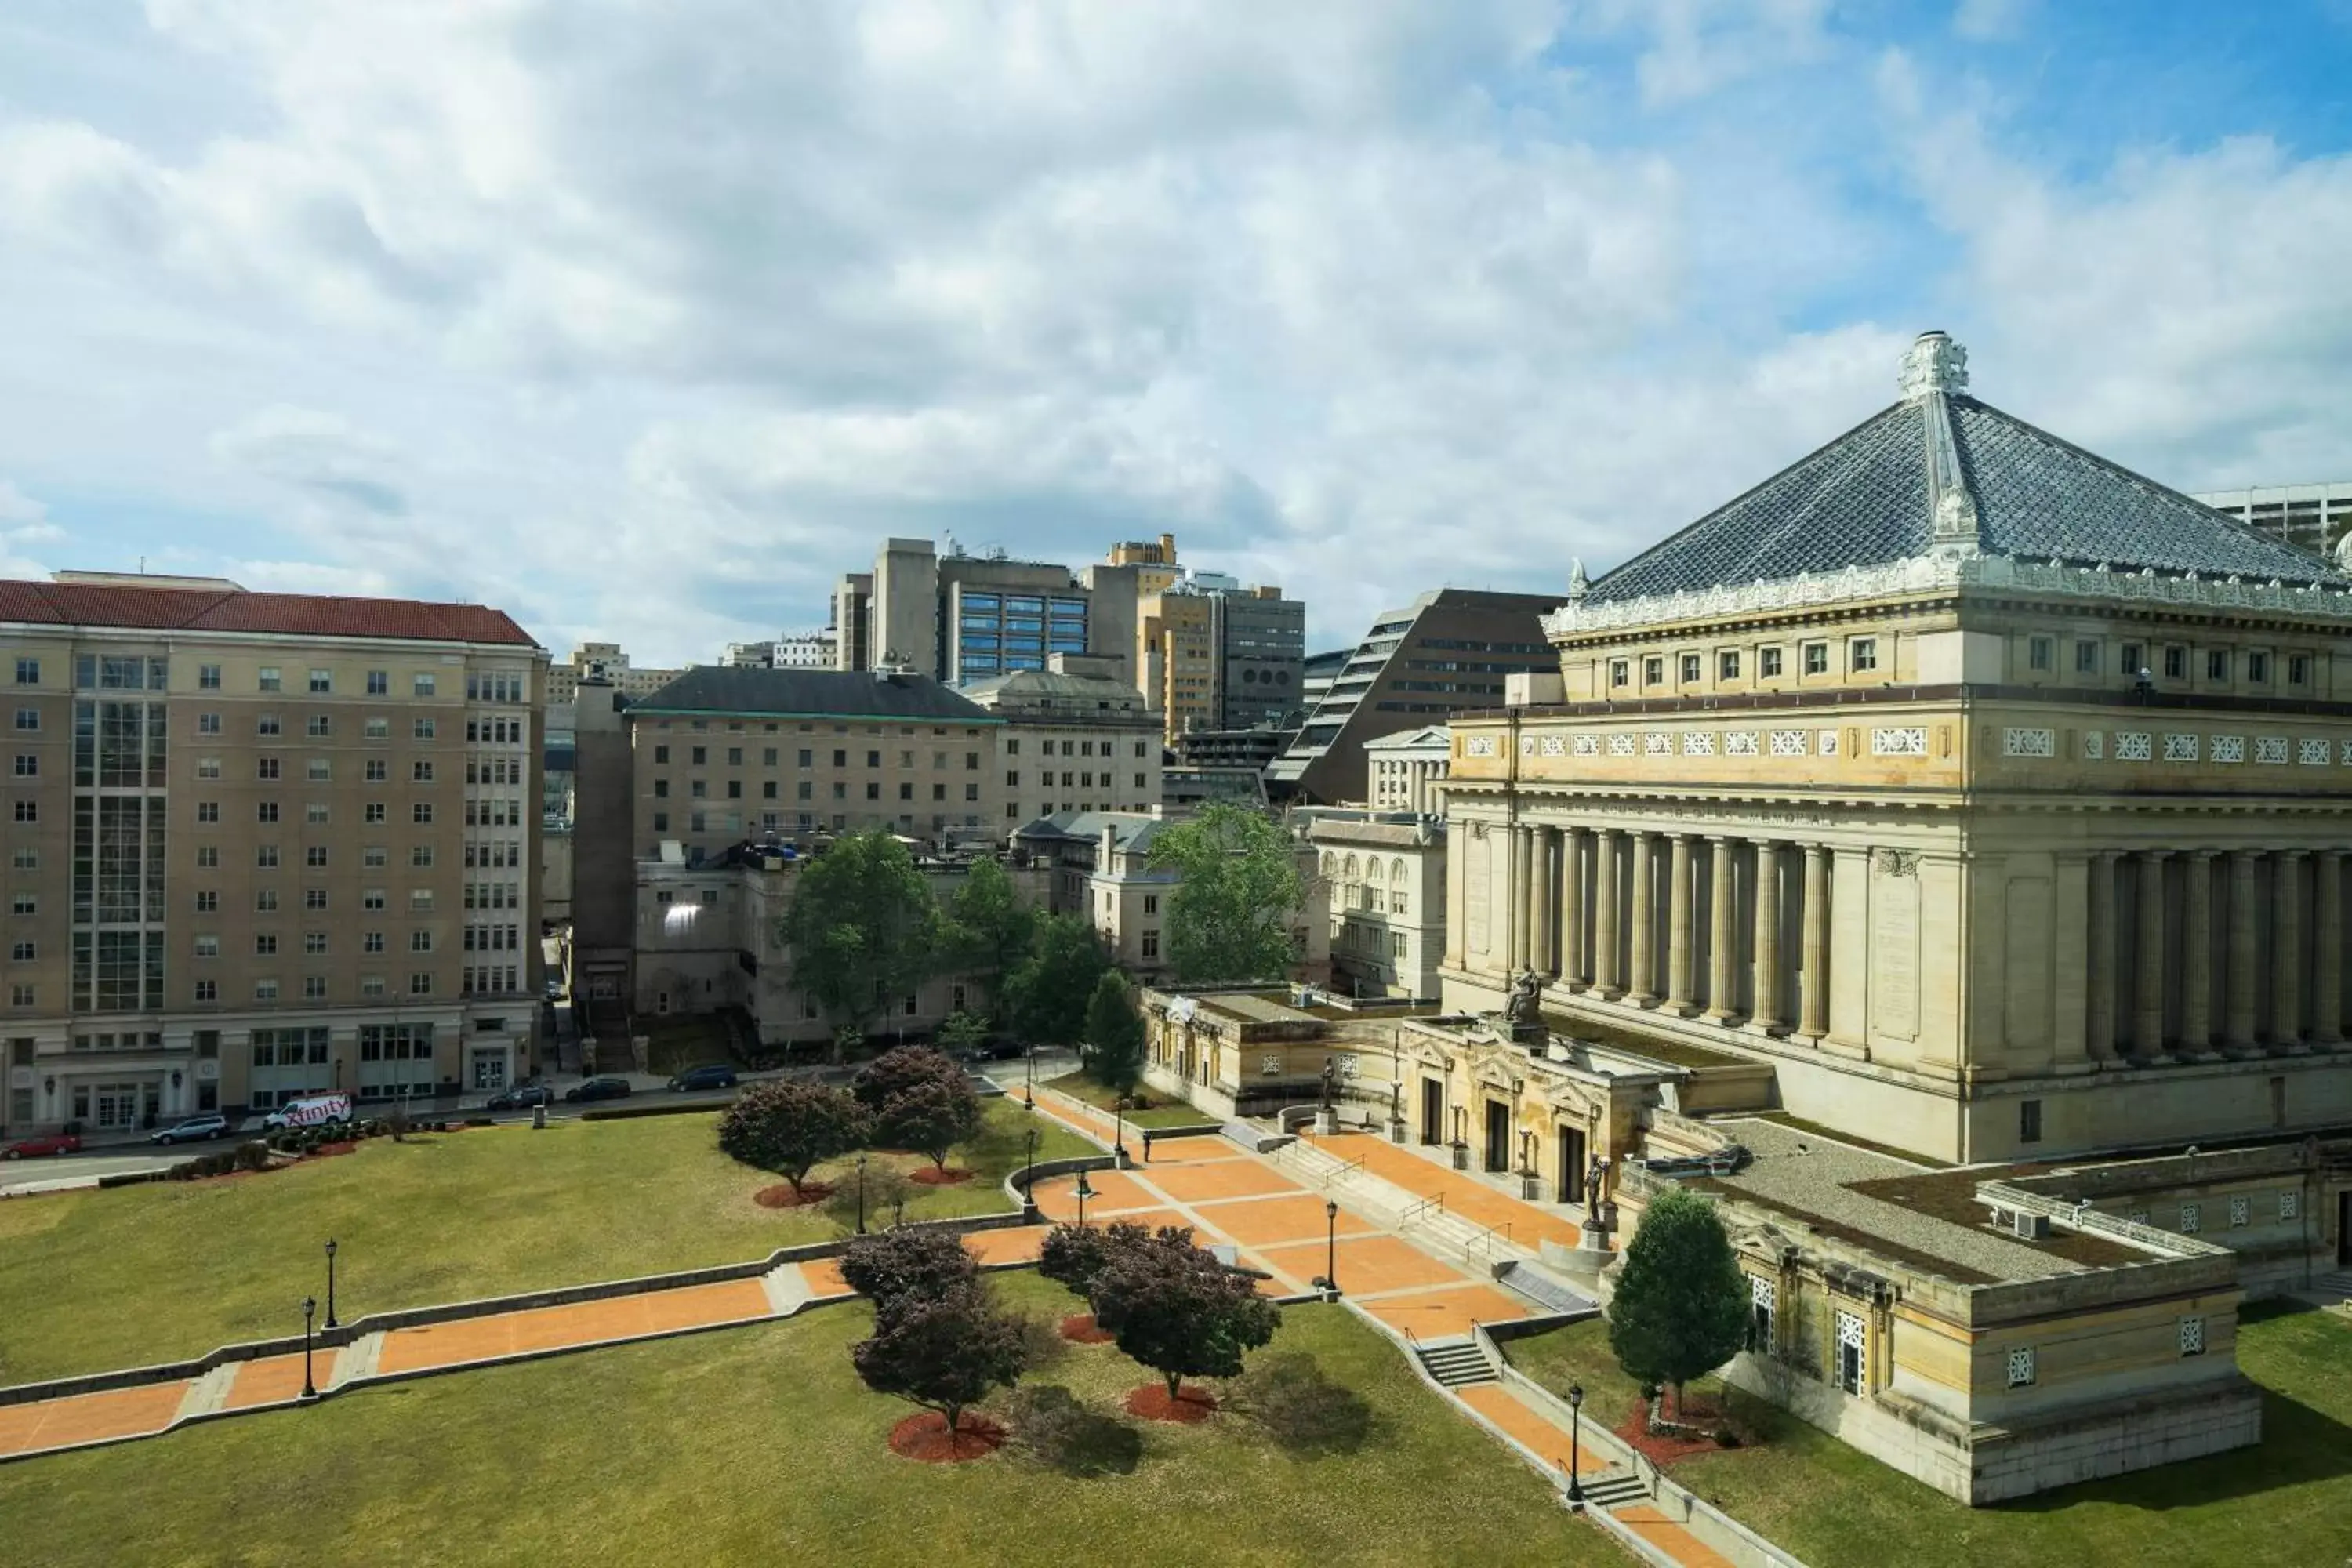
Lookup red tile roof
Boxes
[0,579,538,647]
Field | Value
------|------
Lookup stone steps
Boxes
[1416,1338,1497,1389]
[1578,1467,1653,1511]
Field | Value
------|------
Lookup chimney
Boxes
[1101,823,1117,865]
[1160,532,1175,561]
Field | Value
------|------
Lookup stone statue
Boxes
[1502,968,1544,1044]
[1317,1056,1337,1112]
[1584,1154,1610,1223]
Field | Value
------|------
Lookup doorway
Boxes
[1556,1124,1588,1205]
[1420,1077,1444,1146]
[1483,1099,1510,1174]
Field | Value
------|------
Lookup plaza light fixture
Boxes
[324,1238,339,1330]
[1566,1383,1586,1508]
[1074,1168,1097,1229]
[301,1297,318,1400]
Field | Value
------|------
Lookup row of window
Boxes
[1612,639,1874,690]
[654,743,983,770]
[2022,637,2311,687]
[8,706,524,745]
[191,887,437,913]
[201,927,440,956]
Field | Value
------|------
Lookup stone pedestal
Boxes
[1313,1108,1340,1137]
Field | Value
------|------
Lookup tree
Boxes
[946,858,1036,1000]
[1145,803,1305,984]
[1036,1219,1185,1298]
[1606,1184,1751,1420]
[853,1044,965,1113]
[851,1283,1029,1441]
[874,1075,983,1171]
[1089,1235,1280,1402]
[1082,971,1146,1094]
[936,1008,992,1057]
[837,1226,978,1315]
[715,1080,867,1198]
[778,831,944,1059]
[1003,913,1110,1046]
[822,1163,915,1235]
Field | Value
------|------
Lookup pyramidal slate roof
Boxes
[1584,333,2340,605]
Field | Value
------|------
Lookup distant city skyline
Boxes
[2,3,2350,665]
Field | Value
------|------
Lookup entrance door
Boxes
[1484,1100,1510,1174]
[93,1084,139,1130]
[472,1053,507,1091]
[1556,1125,1588,1204]
[1420,1077,1444,1146]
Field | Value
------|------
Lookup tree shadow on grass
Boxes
[1002,1385,1143,1479]
[1221,1352,1377,1457]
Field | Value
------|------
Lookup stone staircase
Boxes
[1415,1337,1497,1390]
[1575,1467,1653,1511]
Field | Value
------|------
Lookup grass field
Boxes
[1504,1301,2352,1568]
[1043,1070,1220,1129]
[0,1274,1610,1568]
[0,1099,1093,1385]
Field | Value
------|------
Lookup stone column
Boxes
[1666,833,1697,1014]
[1443,827,1467,970]
[1628,831,1658,1006]
[2224,850,2259,1052]
[2314,850,2343,1046]
[1512,825,1536,974]
[2274,850,2304,1047]
[2133,849,2169,1058]
[1751,839,1783,1032]
[1594,829,1622,996]
[1531,828,1555,978]
[2180,851,2213,1055]
[1704,836,1740,1022]
[1560,829,1587,989]
[2086,850,2118,1062]
[1799,844,1831,1040]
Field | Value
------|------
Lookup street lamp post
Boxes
[1074,1168,1096,1229]
[1112,1098,1128,1167]
[1323,1200,1339,1298]
[855,1153,869,1236]
[1566,1383,1585,1508]
[301,1296,318,1400]
[1022,1127,1040,1220]
[324,1238,339,1330]
[1024,1046,1035,1112]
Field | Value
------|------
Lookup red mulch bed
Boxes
[889,1410,1006,1462]
[1612,1396,1758,1466]
[1123,1385,1216,1423]
[907,1167,972,1186]
[1058,1313,1114,1344]
[753,1181,835,1208]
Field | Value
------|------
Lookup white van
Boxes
[263,1093,354,1131]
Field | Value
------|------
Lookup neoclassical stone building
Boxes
[1443,332,2352,1165]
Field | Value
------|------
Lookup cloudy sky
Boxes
[2,2,2350,664]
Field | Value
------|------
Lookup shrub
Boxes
[1004,1385,1142,1477]
[821,1163,915,1236]
[232,1140,273,1173]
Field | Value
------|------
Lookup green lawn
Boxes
[1504,1302,2352,1568]
[0,1100,1093,1385]
[0,1276,1611,1568]
[1044,1069,1220,1129]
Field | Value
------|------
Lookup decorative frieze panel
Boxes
[2114,731,2152,761]
[1540,735,1566,756]
[1465,735,1497,757]
[1818,730,1839,755]
[2083,731,2105,760]
[2162,733,2199,762]
[1769,730,1808,757]
[1608,734,1635,757]
[1725,731,1759,757]
[2002,728,2055,757]
[1871,727,1927,757]
[2300,739,2331,766]
[1645,733,1672,756]
[2209,735,2245,764]
[1682,731,1716,757]
[1573,735,1599,756]
[2255,736,2289,764]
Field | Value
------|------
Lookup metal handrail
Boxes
[1400,1193,1448,1225]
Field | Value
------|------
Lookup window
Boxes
[2180,1203,2201,1234]
[1718,650,1740,680]
[10,707,34,731]
[1642,655,1664,685]
[191,892,214,913]
[2206,649,2228,681]
[198,663,221,690]
[2006,1346,2036,1388]
[413,673,436,696]
[8,941,31,961]
[1850,638,1878,673]
[8,984,29,1007]
[412,804,434,824]
[1679,652,1701,682]
[652,811,670,832]
[2162,645,2187,680]
[365,717,389,740]
[193,980,217,1003]
[11,801,33,825]
[414,718,436,740]
[255,934,278,956]
[1759,647,1783,677]
[308,669,332,693]
[412,760,434,782]
[2073,640,2099,674]
[688,779,706,799]
[693,746,709,766]
[305,888,328,910]
[412,930,434,952]
[257,800,281,823]
[1803,642,1828,675]
[1609,659,1628,688]
[2248,651,2270,684]
[730,781,744,800]
[1835,1310,1864,1395]
[194,846,219,869]
[2019,1100,2042,1144]
[258,666,282,691]
[256,888,279,911]
[11,753,32,776]
[194,935,220,958]
[367,670,389,695]
[9,847,31,870]
[2027,636,2053,672]
[364,932,385,953]
[1141,930,1160,960]
[1749,1276,1775,1352]
[11,658,34,685]
[255,845,280,869]
[307,845,329,868]
[2178,1316,2205,1357]
[411,846,434,868]
[363,889,387,911]
[409,973,434,996]
[654,744,670,764]
[864,750,879,768]
[2290,653,2312,685]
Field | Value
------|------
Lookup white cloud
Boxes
[1951,0,2032,42]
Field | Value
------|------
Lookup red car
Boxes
[2,1131,82,1160]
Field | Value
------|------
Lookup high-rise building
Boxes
[0,572,546,1134]
[1265,587,1561,804]
[2191,481,2352,560]
[830,539,1101,684]
[774,630,837,668]
[1137,576,1306,740]
[544,642,681,707]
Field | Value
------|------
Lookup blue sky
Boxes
[2,1,2349,662]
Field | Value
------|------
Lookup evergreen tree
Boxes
[1606,1185,1750,1419]
[1082,971,1146,1093]
[1003,913,1111,1046]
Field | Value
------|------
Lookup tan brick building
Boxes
[2,572,546,1132]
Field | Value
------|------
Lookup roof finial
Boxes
[1900,330,1969,401]
[1568,557,1588,601]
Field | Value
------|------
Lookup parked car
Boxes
[666,1063,739,1093]
[485,1084,554,1111]
[562,1076,633,1104]
[151,1114,230,1145]
[2,1131,82,1159]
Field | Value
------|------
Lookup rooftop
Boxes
[1582,332,2341,607]
[630,666,996,724]
[0,575,537,647]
